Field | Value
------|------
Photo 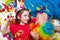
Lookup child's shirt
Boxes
[10,23,32,40]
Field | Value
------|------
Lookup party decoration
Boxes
[0,31,8,40]
[30,23,40,34]
[12,2,17,8]
[39,19,55,40]
[0,18,3,25]
[2,3,9,12]
[0,0,18,40]
[24,0,47,17]
[52,32,60,40]
[39,24,50,40]
[52,19,60,26]
[30,18,55,40]
[5,0,14,6]
[24,0,60,19]
[52,19,60,40]
[0,0,60,40]
[43,20,55,35]
[20,0,25,9]
[0,5,2,10]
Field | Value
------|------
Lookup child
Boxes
[2,8,39,40]
[1,16,15,40]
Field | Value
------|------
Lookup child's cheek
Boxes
[43,13,48,20]
[36,14,45,24]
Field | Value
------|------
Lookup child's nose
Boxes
[27,17,29,20]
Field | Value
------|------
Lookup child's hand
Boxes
[7,17,14,25]
[30,31,39,40]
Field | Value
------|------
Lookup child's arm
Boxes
[30,31,39,40]
[2,20,10,34]
[1,16,14,35]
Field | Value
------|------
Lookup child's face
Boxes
[42,12,48,20]
[36,12,48,24]
[20,11,30,24]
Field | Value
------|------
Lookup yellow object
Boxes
[36,7,40,10]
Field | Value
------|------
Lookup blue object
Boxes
[9,32,13,39]
[12,2,17,8]
[24,0,60,19]
[24,0,46,17]
[43,19,55,35]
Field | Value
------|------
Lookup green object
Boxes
[9,13,12,16]
[0,5,2,10]
[39,23,51,37]
[5,0,14,6]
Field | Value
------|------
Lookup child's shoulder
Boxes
[30,18,36,23]
[10,23,18,27]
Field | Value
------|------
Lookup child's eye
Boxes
[24,15,27,17]
[24,15,30,17]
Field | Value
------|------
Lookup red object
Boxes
[10,23,32,40]
[0,10,2,12]
[0,25,1,30]
[30,18,36,23]
[21,0,24,2]
[15,0,17,5]
[37,12,43,14]
[32,23,39,30]
[3,34,11,40]
[7,15,9,18]
[4,18,7,21]
[2,3,9,12]
[2,8,5,12]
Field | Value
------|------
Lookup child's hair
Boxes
[16,8,31,24]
